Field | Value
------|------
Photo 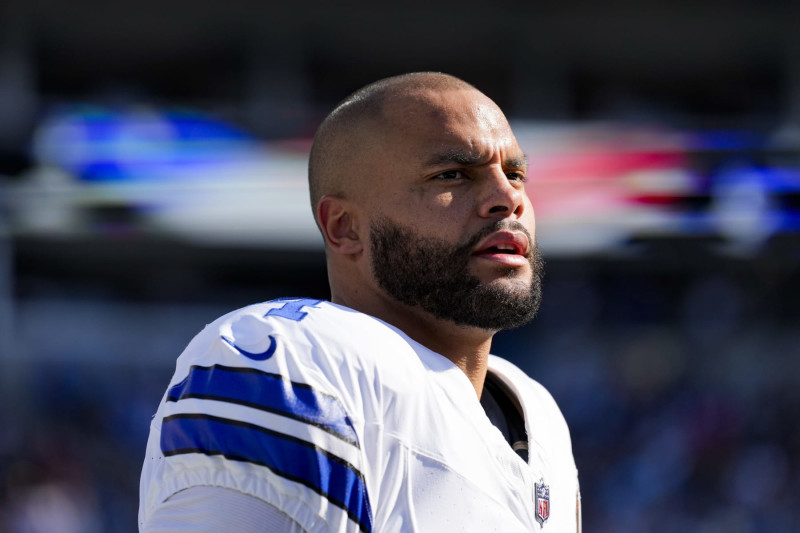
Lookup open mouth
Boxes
[484,244,518,254]
[471,230,530,266]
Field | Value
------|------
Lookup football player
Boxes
[139,72,580,532]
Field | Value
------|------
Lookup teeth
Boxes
[486,244,515,254]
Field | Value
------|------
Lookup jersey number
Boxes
[265,298,323,322]
[223,299,322,361]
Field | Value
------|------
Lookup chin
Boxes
[476,276,529,299]
[477,265,531,285]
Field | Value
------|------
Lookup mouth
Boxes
[479,243,522,255]
[472,231,530,266]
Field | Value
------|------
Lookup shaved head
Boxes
[307,72,478,227]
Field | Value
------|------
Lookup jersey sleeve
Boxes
[139,299,374,533]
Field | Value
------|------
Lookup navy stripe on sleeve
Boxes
[161,413,373,533]
[166,365,358,445]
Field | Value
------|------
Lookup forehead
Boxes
[380,88,522,162]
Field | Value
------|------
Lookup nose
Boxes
[477,168,526,219]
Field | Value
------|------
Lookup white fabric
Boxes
[143,485,303,533]
[139,299,580,532]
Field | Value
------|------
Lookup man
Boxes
[139,72,580,532]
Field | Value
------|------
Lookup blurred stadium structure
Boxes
[1,1,799,531]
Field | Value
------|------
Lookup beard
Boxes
[369,216,544,331]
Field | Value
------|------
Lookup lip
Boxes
[472,231,530,266]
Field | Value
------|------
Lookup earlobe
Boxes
[318,196,363,255]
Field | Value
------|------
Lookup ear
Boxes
[317,195,364,255]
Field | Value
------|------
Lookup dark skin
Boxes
[316,85,536,398]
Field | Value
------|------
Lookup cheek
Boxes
[396,202,469,243]
[431,190,459,210]
[424,192,475,229]
[397,188,466,222]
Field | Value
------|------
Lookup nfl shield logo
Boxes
[535,479,550,526]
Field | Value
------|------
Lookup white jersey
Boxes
[139,298,580,532]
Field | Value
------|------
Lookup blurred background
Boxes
[1,0,799,531]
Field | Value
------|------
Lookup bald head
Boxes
[307,72,479,226]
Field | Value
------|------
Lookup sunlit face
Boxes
[361,88,542,330]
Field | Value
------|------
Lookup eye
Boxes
[506,171,527,183]
[432,169,468,181]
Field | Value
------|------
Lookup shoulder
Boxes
[141,298,389,532]
[177,298,416,374]
[190,297,385,350]
[168,297,435,423]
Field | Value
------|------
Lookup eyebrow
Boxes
[425,149,528,170]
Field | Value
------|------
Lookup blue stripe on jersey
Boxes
[161,413,373,533]
[166,365,358,445]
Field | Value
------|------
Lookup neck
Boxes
[332,290,494,398]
